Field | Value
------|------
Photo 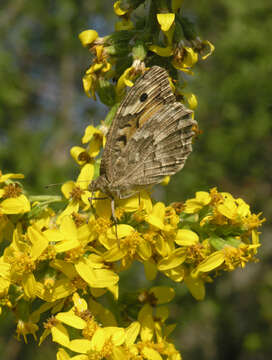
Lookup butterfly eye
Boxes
[140,93,148,102]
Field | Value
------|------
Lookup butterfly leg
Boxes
[111,198,119,247]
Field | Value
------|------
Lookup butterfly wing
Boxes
[100,66,175,182]
[112,101,196,196]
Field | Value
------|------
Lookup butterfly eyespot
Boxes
[140,93,148,102]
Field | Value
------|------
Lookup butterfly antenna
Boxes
[45,182,65,189]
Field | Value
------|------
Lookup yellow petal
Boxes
[148,45,173,57]
[157,13,175,32]
[184,275,205,300]
[93,195,111,219]
[125,321,140,345]
[90,328,106,351]
[201,40,215,60]
[60,216,77,241]
[75,260,119,288]
[104,327,125,345]
[0,194,30,214]
[56,348,71,360]
[78,30,98,47]
[117,194,140,212]
[137,241,152,260]
[175,229,199,246]
[116,67,135,95]
[82,74,95,98]
[88,298,118,326]
[113,1,128,16]
[138,304,154,341]
[51,323,70,347]
[157,248,187,270]
[69,339,92,354]
[150,286,175,304]
[142,346,162,360]
[144,261,157,281]
[163,265,185,282]
[22,273,37,299]
[56,312,86,329]
[70,146,87,165]
[73,292,88,311]
[186,92,198,109]
[61,181,75,199]
[145,202,165,230]
[194,251,225,274]
[107,224,135,240]
[77,163,94,188]
[82,125,98,144]
[252,229,259,245]
[28,226,49,259]
[184,191,211,213]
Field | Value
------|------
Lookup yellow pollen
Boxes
[186,244,206,264]
[121,231,141,256]
[3,183,22,198]
[65,246,85,262]
[93,217,112,234]
[78,151,91,163]
[71,277,88,291]
[9,253,36,275]
[210,187,223,204]
[43,316,58,329]
[72,212,88,227]
[70,186,84,201]
[82,318,99,340]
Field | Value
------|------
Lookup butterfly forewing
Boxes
[92,66,197,199]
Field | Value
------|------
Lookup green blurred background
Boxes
[0,0,271,359]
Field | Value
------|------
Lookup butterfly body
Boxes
[90,66,197,200]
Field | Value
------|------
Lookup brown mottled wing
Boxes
[100,66,175,182]
[113,101,195,196]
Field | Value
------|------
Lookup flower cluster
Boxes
[0,1,264,359]
[0,166,263,359]
[79,0,214,111]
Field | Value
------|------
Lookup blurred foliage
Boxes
[0,0,271,360]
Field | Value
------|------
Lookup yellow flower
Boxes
[70,125,105,165]
[184,191,211,213]
[216,193,251,223]
[172,46,198,73]
[157,13,175,32]
[16,319,39,343]
[83,46,111,98]
[116,66,137,96]
[61,164,94,213]
[78,30,98,47]
[182,92,198,109]
[193,38,215,60]
[113,1,128,16]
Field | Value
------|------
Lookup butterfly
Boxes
[89,66,196,218]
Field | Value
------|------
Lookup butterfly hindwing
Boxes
[112,101,195,193]
[101,66,174,183]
